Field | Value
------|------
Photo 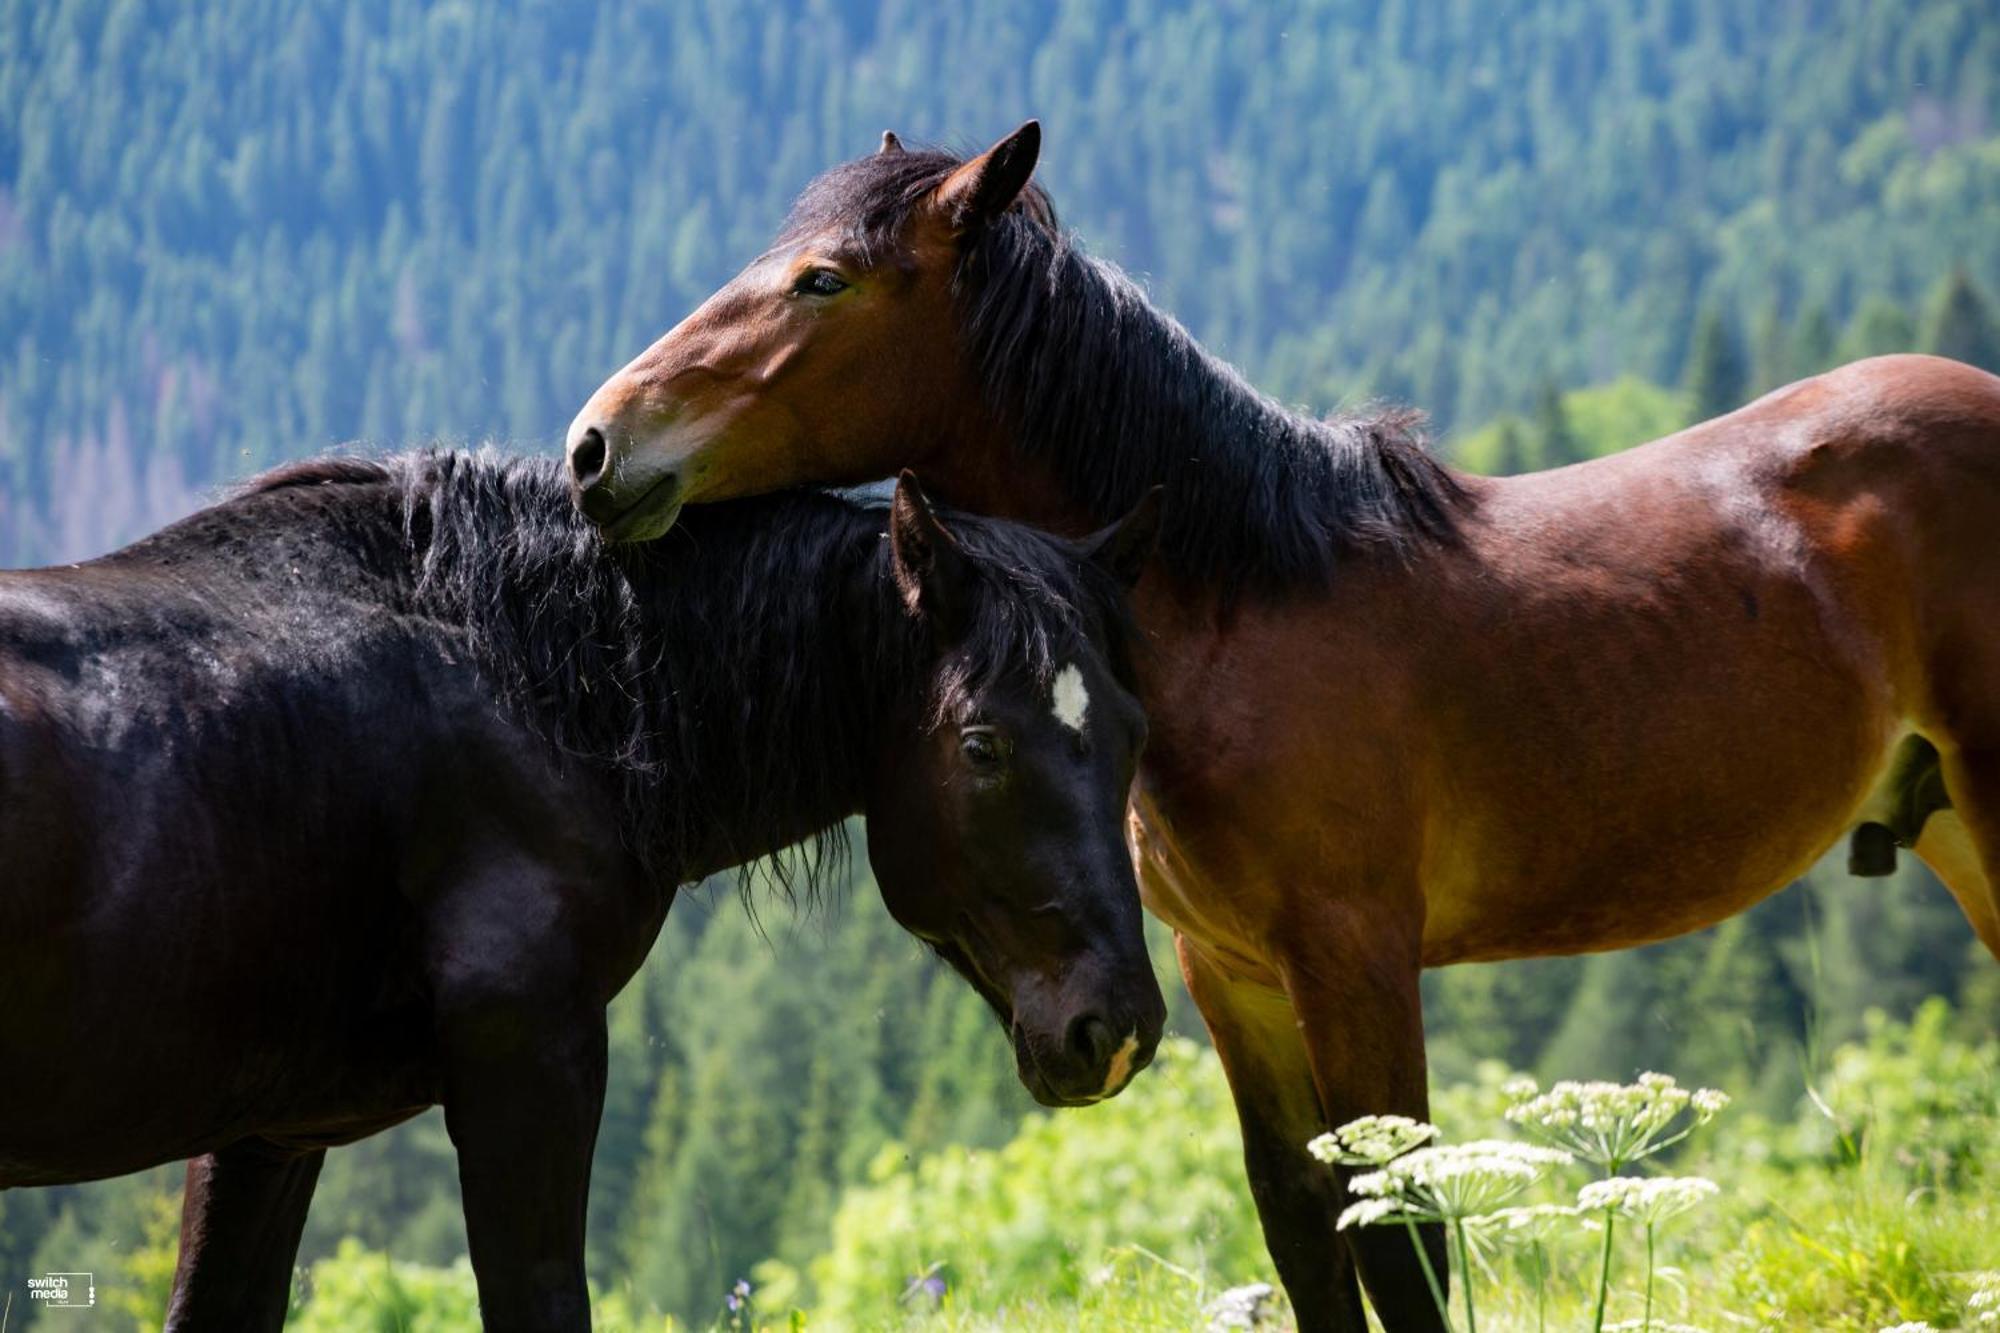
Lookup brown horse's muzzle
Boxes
[565,393,690,542]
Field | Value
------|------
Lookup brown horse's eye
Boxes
[793,267,847,297]
[959,727,1010,771]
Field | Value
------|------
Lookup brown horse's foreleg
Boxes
[1278,915,1449,1333]
[163,1140,324,1332]
[1178,933,1371,1332]
[438,995,608,1332]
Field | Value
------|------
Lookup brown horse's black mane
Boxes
[784,147,1469,593]
[241,450,1134,898]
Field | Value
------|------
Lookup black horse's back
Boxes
[0,473,522,1182]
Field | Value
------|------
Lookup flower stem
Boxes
[1401,1216,1455,1332]
[1453,1218,1478,1333]
[1591,1210,1617,1333]
[1533,1239,1547,1333]
[1644,1222,1656,1331]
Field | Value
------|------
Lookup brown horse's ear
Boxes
[1080,486,1164,589]
[879,130,905,156]
[889,471,973,641]
[931,120,1041,234]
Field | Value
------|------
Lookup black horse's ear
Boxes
[879,129,905,156]
[889,471,973,641]
[931,120,1040,234]
[1080,486,1164,589]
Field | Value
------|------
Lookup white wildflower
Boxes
[1473,1202,1578,1242]
[1506,1073,1729,1169]
[1877,1323,1938,1333]
[1577,1175,1719,1225]
[1347,1140,1572,1220]
[1335,1196,1411,1230]
[1605,1322,1708,1333]
[1308,1114,1438,1166]
[1204,1282,1279,1331]
[1971,1273,2000,1324]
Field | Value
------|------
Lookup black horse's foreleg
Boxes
[439,993,608,1333]
[163,1139,324,1332]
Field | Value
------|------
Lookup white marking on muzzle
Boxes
[1098,1033,1140,1099]
[1051,663,1089,734]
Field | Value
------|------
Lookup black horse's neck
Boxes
[961,224,1466,593]
[231,451,1124,896]
[395,452,913,889]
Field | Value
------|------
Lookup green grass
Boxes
[95,1004,2000,1331]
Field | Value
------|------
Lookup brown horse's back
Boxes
[1397,355,2000,960]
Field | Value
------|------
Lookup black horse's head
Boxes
[864,475,1166,1106]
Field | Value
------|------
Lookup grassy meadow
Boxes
[75,1003,1997,1332]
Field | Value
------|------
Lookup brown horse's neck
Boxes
[936,231,1465,595]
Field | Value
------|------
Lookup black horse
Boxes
[0,450,1166,1330]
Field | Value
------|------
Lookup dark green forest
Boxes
[3,0,1999,1324]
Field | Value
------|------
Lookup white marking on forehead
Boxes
[1050,663,1090,734]
[1098,1033,1140,1099]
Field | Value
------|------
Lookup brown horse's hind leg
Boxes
[1916,747,2000,960]
[1178,935,1372,1332]
[164,1140,324,1331]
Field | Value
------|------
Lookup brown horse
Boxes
[564,123,2000,1330]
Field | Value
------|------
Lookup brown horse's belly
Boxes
[1415,470,1914,962]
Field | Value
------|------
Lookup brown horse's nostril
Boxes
[569,426,609,491]
[1067,1014,1116,1069]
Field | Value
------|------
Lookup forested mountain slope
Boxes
[2,0,1996,562]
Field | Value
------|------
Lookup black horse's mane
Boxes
[782,146,1469,593]
[243,451,1133,899]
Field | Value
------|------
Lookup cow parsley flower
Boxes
[1334,1196,1413,1231]
[1308,1114,1439,1167]
[1335,1138,1572,1333]
[1578,1176,1719,1333]
[1349,1140,1572,1220]
[1476,1202,1579,1241]
[1576,1175,1719,1225]
[1970,1273,2000,1325]
[1505,1073,1729,1172]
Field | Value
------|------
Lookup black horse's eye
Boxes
[959,726,1010,771]
[793,267,847,297]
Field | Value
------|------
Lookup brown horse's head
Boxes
[867,474,1166,1106]
[566,123,1047,539]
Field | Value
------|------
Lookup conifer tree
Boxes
[1924,266,2000,373]
[1791,304,1838,378]
[1842,296,1918,362]
[1686,303,1750,420]
[1751,298,1791,392]
[1493,417,1530,476]
[1533,377,1584,468]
